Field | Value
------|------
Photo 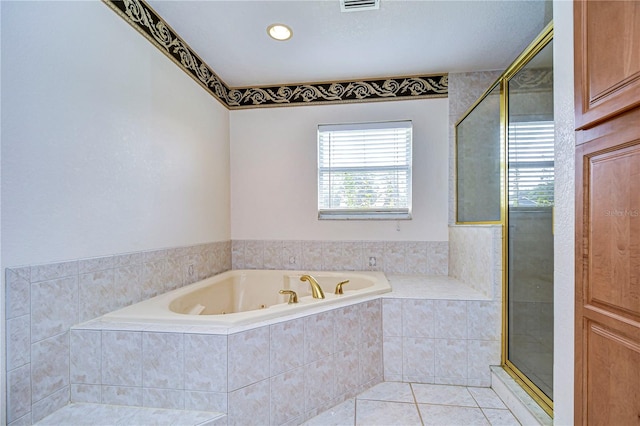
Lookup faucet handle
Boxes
[334,280,350,295]
[279,289,298,304]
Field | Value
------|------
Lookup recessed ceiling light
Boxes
[267,23,292,41]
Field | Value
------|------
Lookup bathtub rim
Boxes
[96,269,391,330]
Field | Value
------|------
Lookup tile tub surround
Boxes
[382,276,501,387]
[70,298,384,426]
[232,240,449,276]
[6,238,505,426]
[67,275,498,426]
[5,241,231,426]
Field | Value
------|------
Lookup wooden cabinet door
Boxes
[575,109,640,425]
[575,1,640,423]
[574,0,640,130]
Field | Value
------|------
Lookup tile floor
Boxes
[35,382,520,426]
[305,382,521,426]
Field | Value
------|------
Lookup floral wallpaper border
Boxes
[103,0,448,109]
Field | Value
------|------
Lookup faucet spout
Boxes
[300,274,325,299]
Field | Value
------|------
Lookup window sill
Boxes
[318,212,412,220]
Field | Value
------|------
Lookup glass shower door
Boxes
[506,39,554,406]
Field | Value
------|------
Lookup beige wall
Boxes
[229,99,449,242]
[552,0,576,423]
[1,1,231,269]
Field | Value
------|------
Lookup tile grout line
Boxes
[466,387,494,425]
[410,383,425,426]
[353,397,357,426]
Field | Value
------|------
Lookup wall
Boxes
[1,2,231,424]
[5,243,231,425]
[229,99,448,242]
[0,2,4,422]
[449,225,502,300]
[1,1,231,270]
[552,1,575,423]
[232,239,448,276]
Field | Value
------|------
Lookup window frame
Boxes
[317,120,413,220]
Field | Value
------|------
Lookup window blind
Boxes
[508,121,554,206]
[318,121,412,219]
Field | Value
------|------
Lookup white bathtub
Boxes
[101,269,391,326]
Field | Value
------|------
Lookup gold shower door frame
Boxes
[455,23,555,417]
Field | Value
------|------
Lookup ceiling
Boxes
[146,0,552,88]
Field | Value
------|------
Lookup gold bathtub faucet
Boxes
[300,274,325,299]
[279,289,298,304]
[334,280,349,295]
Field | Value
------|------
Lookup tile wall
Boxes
[5,238,447,425]
[449,225,502,300]
[232,240,449,276]
[6,237,467,425]
[381,297,501,388]
[5,241,232,425]
[70,299,383,425]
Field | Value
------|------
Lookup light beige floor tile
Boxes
[482,408,521,426]
[468,387,507,409]
[355,400,421,426]
[411,383,477,407]
[419,404,489,426]
[303,398,355,426]
[357,381,415,403]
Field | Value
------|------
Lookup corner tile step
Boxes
[35,403,226,426]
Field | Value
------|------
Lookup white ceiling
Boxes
[147,0,552,88]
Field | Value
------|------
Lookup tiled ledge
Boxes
[385,275,491,300]
[491,366,552,426]
[34,403,225,426]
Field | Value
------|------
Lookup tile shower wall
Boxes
[70,299,383,425]
[449,225,502,300]
[381,297,501,388]
[5,241,231,425]
[232,240,448,276]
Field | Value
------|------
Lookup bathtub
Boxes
[101,269,391,326]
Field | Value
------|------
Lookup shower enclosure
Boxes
[455,25,554,415]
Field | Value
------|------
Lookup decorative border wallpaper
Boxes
[509,69,553,91]
[103,0,448,109]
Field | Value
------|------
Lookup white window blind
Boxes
[318,121,412,219]
[508,121,554,206]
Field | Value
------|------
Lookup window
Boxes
[508,121,554,206]
[317,120,412,219]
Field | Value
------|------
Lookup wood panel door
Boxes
[575,1,640,424]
